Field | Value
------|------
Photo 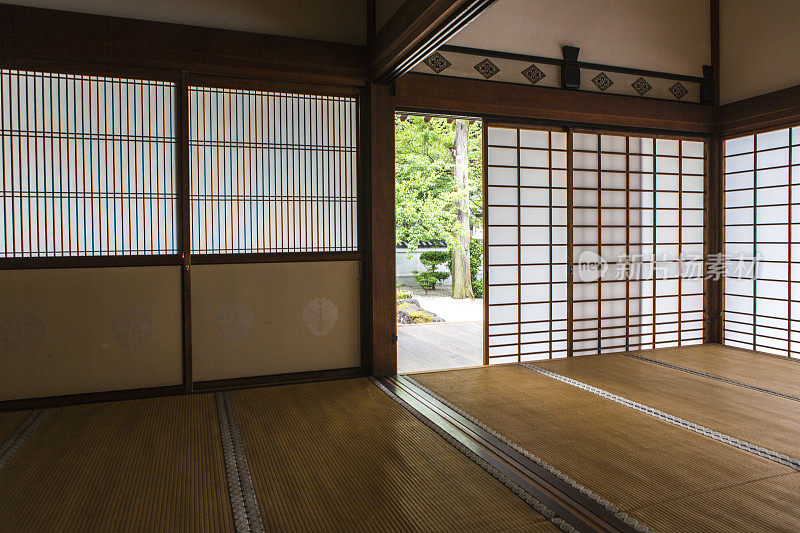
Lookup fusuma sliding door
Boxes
[485,123,706,363]
[187,79,362,384]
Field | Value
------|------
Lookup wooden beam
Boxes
[366,84,397,376]
[371,0,497,84]
[0,3,367,86]
[719,84,800,137]
[395,73,716,134]
[705,135,723,344]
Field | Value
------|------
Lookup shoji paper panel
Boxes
[188,87,357,254]
[572,133,705,355]
[191,260,360,381]
[0,69,177,257]
[724,126,800,357]
[486,126,568,363]
[485,125,705,363]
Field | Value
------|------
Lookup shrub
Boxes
[396,288,413,300]
[413,250,450,293]
[412,270,448,293]
[472,278,483,298]
[420,250,451,266]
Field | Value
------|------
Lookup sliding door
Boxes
[485,123,706,363]
[0,69,183,400]
[485,126,568,364]
[187,80,362,383]
[723,126,799,357]
[572,132,705,355]
[0,68,365,402]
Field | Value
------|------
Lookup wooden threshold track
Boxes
[228,377,556,532]
[382,376,642,533]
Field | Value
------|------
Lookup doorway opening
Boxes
[394,113,484,373]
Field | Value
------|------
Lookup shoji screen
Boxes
[188,87,357,254]
[486,126,568,363]
[724,126,799,357]
[572,133,705,355]
[485,124,706,363]
[0,69,177,257]
[187,82,361,382]
[0,68,182,400]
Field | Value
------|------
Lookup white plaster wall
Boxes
[720,0,800,104]
[448,0,710,77]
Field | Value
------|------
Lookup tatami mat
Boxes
[631,472,800,532]
[231,378,554,533]
[0,394,233,532]
[534,352,800,459]
[639,344,800,397]
[410,364,796,531]
[0,410,30,445]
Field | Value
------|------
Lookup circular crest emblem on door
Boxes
[302,298,338,336]
[112,307,155,350]
[214,303,254,342]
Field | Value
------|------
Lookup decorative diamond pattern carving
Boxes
[591,72,614,91]
[631,77,652,96]
[423,52,451,74]
[474,58,500,79]
[669,81,688,100]
[521,64,545,84]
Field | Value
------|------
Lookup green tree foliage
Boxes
[470,238,484,298]
[395,116,483,253]
[446,238,484,297]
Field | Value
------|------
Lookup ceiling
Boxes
[5,0,369,45]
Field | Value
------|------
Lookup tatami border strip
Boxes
[0,409,48,471]
[402,376,653,533]
[623,352,800,403]
[522,363,800,472]
[215,392,265,533]
[369,377,584,533]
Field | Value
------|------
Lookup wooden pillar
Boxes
[362,83,397,376]
[705,135,723,344]
[705,0,723,344]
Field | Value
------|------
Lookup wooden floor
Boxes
[397,321,482,373]
[411,344,800,532]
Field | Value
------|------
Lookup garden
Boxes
[395,115,483,325]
